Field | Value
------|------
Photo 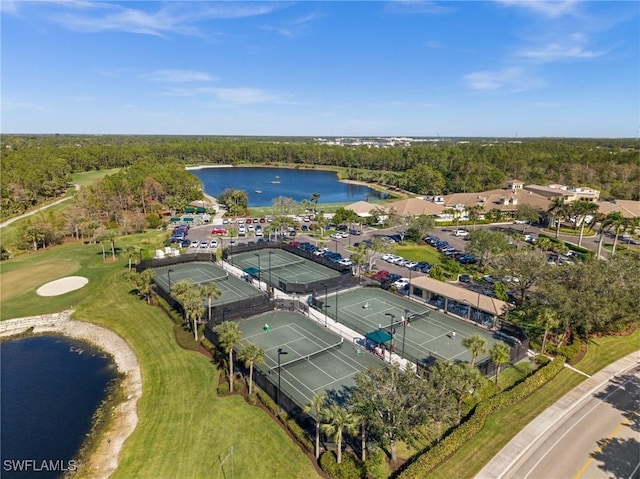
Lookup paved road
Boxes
[0,184,79,229]
[478,353,640,479]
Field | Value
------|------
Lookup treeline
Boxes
[2,135,639,220]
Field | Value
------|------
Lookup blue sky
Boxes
[2,1,638,137]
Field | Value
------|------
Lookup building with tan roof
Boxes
[345,201,387,217]
[443,183,551,216]
[409,276,513,326]
[524,184,600,202]
[383,197,445,217]
[596,199,640,219]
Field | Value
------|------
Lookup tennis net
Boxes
[382,311,431,333]
[268,258,306,272]
[274,338,344,369]
[194,272,229,284]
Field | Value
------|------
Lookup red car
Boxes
[245,218,252,224]
[211,228,228,235]
[372,270,390,281]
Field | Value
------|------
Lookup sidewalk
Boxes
[476,351,640,479]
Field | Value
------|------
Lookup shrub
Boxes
[396,356,566,479]
[558,336,581,363]
[319,451,364,479]
[363,448,391,479]
[217,383,228,395]
[285,417,314,454]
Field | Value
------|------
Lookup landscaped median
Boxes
[396,356,567,479]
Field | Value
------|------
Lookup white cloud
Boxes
[143,70,216,83]
[516,33,607,62]
[37,2,287,37]
[385,1,452,15]
[464,67,544,92]
[495,0,580,18]
[212,88,280,104]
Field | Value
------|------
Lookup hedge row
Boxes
[319,451,364,479]
[256,390,314,454]
[396,356,566,479]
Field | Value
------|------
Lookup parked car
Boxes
[454,229,469,237]
[199,241,209,249]
[211,228,228,235]
[458,274,472,283]
[372,270,390,280]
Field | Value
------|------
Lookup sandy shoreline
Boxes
[1,311,141,479]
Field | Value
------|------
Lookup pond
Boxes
[1,336,118,479]
[189,166,390,207]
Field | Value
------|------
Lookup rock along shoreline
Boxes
[0,311,142,479]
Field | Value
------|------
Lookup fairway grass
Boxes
[0,236,321,479]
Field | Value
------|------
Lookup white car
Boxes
[210,239,218,248]
[454,230,469,237]
[392,278,409,289]
[199,241,209,249]
[190,240,199,248]
[337,258,353,266]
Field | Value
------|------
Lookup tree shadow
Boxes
[593,369,640,433]
[591,436,640,479]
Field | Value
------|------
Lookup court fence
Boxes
[138,254,272,324]
[224,242,360,294]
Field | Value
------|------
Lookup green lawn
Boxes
[426,328,639,479]
[72,168,122,187]
[392,244,442,265]
[0,235,320,479]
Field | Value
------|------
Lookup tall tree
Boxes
[490,342,511,387]
[199,282,221,324]
[466,229,511,267]
[215,321,243,392]
[303,392,327,460]
[310,192,320,213]
[573,201,599,247]
[546,197,569,239]
[350,365,434,463]
[238,344,265,395]
[320,404,359,464]
[462,334,488,367]
[537,308,560,355]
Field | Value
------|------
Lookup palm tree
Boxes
[467,205,483,230]
[183,288,205,341]
[238,344,265,395]
[131,269,155,304]
[310,192,320,213]
[320,404,359,464]
[546,197,569,239]
[574,201,599,247]
[303,392,327,459]
[511,232,525,250]
[490,342,511,388]
[537,308,560,355]
[171,280,193,324]
[199,282,221,324]
[462,334,487,367]
[451,364,484,424]
[604,212,636,256]
[215,321,243,392]
[535,237,554,253]
[125,245,138,272]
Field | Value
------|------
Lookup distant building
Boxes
[523,184,600,203]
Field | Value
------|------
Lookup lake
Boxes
[1,336,118,479]
[189,167,389,207]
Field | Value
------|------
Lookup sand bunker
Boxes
[37,276,89,296]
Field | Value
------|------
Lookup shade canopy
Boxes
[365,330,392,345]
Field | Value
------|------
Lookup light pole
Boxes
[402,309,409,359]
[333,238,338,253]
[321,283,328,327]
[334,286,339,324]
[167,268,174,290]
[254,253,261,290]
[268,251,274,298]
[385,312,395,359]
[277,348,288,410]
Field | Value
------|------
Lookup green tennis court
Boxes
[325,288,501,365]
[236,311,385,408]
[231,249,341,289]
[154,262,264,305]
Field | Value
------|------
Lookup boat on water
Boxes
[255,190,262,194]
[270,181,280,184]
